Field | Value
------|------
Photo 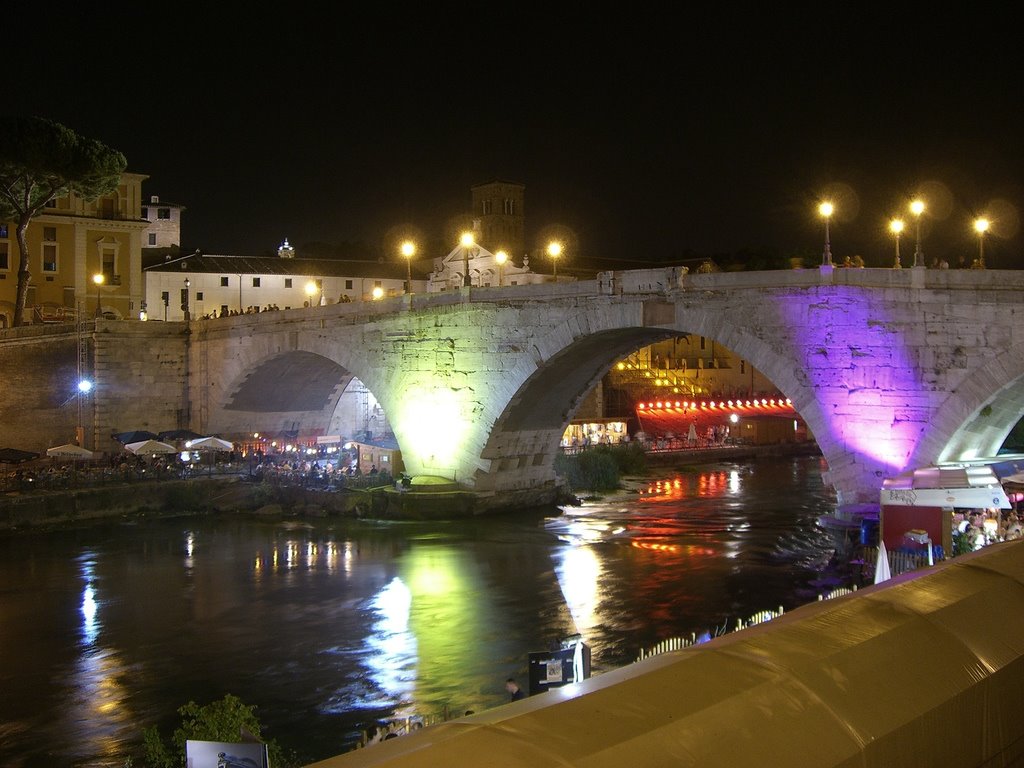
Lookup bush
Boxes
[136,694,299,768]
[555,444,647,492]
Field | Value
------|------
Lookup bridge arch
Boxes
[931,342,1024,463]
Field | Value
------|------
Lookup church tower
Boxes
[470,181,525,258]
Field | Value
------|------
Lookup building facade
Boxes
[0,172,149,326]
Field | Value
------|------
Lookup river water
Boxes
[0,454,852,767]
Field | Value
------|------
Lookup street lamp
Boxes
[305,280,318,307]
[547,241,563,281]
[495,250,508,286]
[92,273,104,317]
[401,241,415,293]
[889,218,904,269]
[974,217,990,268]
[183,277,191,321]
[372,286,384,300]
[910,199,926,267]
[460,232,477,287]
[818,202,833,266]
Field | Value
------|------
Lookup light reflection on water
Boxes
[0,455,845,767]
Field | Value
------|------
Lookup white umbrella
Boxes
[874,540,892,585]
[124,439,178,455]
[188,436,234,452]
[46,443,95,459]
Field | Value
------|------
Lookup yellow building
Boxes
[0,172,149,327]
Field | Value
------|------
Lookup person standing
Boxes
[505,678,524,702]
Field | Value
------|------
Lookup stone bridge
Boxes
[151,264,1024,509]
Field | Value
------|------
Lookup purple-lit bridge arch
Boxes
[181,265,1024,510]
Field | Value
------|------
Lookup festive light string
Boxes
[637,397,793,412]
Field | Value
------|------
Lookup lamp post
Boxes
[92,273,104,317]
[974,217,990,268]
[401,241,415,293]
[910,199,925,267]
[889,218,904,269]
[305,280,318,308]
[183,277,191,321]
[495,250,508,286]
[547,241,563,281]
[818,202,833,266]
[460,232,477,287]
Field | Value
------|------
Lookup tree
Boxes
[138,693,299,768]
[0,116,126,326]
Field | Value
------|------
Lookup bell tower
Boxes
[470,181,525,258]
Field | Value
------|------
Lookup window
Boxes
[482,200,493,214]
[252,277,261,287]
[157,208,171,219]
[196,292,204,301]
[284,278,292,288]
[161,291,169,305]
[42,244,57,272]
[220,276,229,287]
[141,207,148,219]
[148,233,157,245]
[740,360,746,374]
[0,242,8,270]
[503,198,516,215]
[345,279,353,290]
[0,223,8,238]
[45,199,56,208]
[700,337,706,350]
[101,249,115,278]
[43,226,57,241]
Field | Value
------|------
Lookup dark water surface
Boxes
[0,455,847,767]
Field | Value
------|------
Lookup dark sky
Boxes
[9,9,1024,268]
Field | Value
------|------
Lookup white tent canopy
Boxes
[188,436,234,452]
[124,439,177,455]
[46,443,94,459]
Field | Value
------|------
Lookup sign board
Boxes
[185,740,268,768]
[880,486,1011,509]
[528,642,591,696]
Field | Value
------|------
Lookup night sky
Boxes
[9,9,1023,269]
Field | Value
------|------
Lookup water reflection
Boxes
[0,456,844,767]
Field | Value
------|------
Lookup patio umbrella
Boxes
[46,444,95,460]
[124,439,178,455]
[188,436,234,452]
[112,430,159,445]
[0,447,41,465]
[874,540,892,585]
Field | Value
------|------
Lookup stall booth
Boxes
[880,460,1015,558]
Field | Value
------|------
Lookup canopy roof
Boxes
[306,540,1024,768]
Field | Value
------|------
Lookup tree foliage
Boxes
[0,115,126,326]
[137,693,300,768]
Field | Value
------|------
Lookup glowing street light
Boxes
[92,273,104,317]
[372,285,384,300]
[889,218,904,269]
[910,199,926,267]
[974,217,990,268]
[401,241,416,293]
[818,202,833,266]
[547,241,563,281]
[305,280,319,307]
[460,232,477,287]
[495,250,508,287]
